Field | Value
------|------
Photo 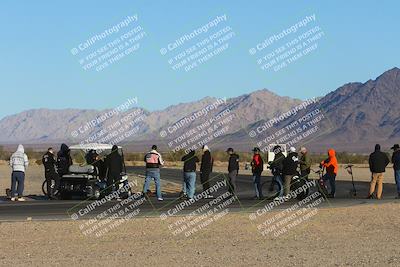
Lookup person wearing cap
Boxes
[391,144,400,198]
[368,144,389,199]
[251,147,264,199]
[269,145,285,173]
[143,145,164,201]
[282,147,299,199]
[227,148,239,194]
[200,145,213,198]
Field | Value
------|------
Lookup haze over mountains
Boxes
[0,67,399,153]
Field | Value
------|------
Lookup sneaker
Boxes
[10,197,16,201]
[253,196,259,200]
[366,194,374,199]
[157,198,164,201]
[17,197,26,202]
[327,194,335,199]
[395,194,400,199]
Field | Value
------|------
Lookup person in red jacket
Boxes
[251,147,264,200]
[320,148,338,198]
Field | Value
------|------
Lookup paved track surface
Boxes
[1,167,398,221]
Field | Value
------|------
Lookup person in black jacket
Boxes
[105,145,123,193]
[282,147,299,198]
[42,147,59,198]
[391,144,400,199]
[268,145,285,191]
[86,150,105,181]
[368,144,390,199]
[181,150,199,200]
[200,145,213,197]
[57,143,72,176]
[227,148,239,194]
[269,145,285,173]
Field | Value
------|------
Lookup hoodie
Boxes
[321,149,338,175]
[57,143,72,175]
[369,144,389,173]
[9,144,29,172]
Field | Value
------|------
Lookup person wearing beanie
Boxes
[368,144,389,199]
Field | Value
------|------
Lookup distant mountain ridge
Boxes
[0,67,399,153]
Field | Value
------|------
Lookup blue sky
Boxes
[0,0,399,119]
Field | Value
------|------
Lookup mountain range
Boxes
[0,67,399,153]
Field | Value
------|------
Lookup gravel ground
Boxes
[1,203,399,266]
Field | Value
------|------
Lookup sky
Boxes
[0,0,399,119]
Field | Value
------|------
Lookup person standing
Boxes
[368,144,390,199]
[181,150,199,200]
[282,147,299,199]
[105,145,123,193]
[42,147,59,199]
[143,145,164,201]
[299,147,311,180]
[57,143,72,176]
[200,145,213,198]
[9,144,29,201]
[227,148,239,194]
[391,144,400,199]
[320,148,338,198]
[251,147,264,200]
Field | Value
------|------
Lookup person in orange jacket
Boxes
[320,148,338,198]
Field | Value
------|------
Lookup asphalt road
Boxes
[0,167,399,222]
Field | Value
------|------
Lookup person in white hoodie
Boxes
[9,144,29,201]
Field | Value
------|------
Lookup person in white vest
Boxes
[9,144,29,201]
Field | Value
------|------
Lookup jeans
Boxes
[11,171,25,197]
[323,173,336,196]
[143,169,162,198]
[228,171,238,193]
[253,173,262,198]
[184,172,196,199]
[395,169,400,194]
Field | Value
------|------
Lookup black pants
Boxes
[107,175,119,193]
[200,171,211,191]
[45,171,59,197]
